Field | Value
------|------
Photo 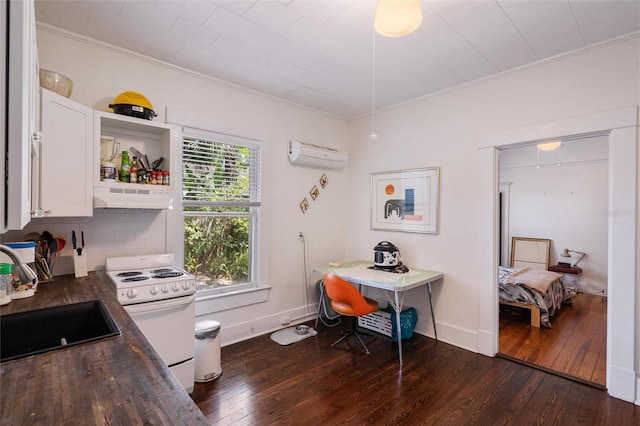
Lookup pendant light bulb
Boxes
[375,0,423,37]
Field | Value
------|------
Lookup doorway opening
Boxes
[479,106,637,401]
[495,135,608,387]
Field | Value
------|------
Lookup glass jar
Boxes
[0,263,12,305]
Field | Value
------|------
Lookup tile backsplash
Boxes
[1,209,168,276]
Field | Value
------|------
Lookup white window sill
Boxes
[195,286,271,316]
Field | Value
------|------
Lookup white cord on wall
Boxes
[299,232,341,328]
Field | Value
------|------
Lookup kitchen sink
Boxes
[1,299,121,362]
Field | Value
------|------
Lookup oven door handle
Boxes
[125,294,196,314]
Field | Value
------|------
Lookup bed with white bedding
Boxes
[499,266,572,328]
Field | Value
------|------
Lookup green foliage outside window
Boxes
[182,136,257,291]
[184,215,249,290]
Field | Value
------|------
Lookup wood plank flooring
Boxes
[191,312,637,425]
[499,293,607,387]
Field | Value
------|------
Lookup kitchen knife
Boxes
[129,147,150,170]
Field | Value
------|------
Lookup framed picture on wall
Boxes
[370,167,440,234]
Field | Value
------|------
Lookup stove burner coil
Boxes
[152,272,184,279]
[116,271,143,277]
[122,276,150,282]
[150,268,174,274]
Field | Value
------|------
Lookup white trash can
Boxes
[194,320,222,382]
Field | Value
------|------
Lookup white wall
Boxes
[345,36,639,353]
[499,136,609,294]
[1,25,352,344]
[6,26,638,379]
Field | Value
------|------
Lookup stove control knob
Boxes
[161,284,169,293]
[172,283,180,292]
[126,288,138,299]
[182,282,190,290]
[150,285,158,295]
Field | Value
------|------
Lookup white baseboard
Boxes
[209,303,480,356]
[205,304,317,347]
[608,364,636,402]
[413,317,478,353]
[477,329,496,356]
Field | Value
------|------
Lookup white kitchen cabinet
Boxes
[32,88,93,217]
[93,111,176,209]
[2,0,39,232]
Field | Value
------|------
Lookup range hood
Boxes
[93,186,173,209]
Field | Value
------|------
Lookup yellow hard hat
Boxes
[109,91,158,120]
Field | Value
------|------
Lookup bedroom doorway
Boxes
[479,106,637,401]
[496,136,608,387]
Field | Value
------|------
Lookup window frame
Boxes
[181,128,262,297]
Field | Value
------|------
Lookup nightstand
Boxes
[548,265,582,292]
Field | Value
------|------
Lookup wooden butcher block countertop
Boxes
[0,272,208,425]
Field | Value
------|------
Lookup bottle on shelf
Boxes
[120,151,131,183]
[130,167,137,184]
[131,156,139,171]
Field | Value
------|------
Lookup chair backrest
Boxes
[324,273,373,316]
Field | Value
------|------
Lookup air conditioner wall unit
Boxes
[288,140,347,170]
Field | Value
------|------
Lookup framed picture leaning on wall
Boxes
[370,167,440,234]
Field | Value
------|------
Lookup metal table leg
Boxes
[385,289,405,367]
[314,280,324,329]
[427,282,437,340]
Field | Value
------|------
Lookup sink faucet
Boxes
[0,244,38,288]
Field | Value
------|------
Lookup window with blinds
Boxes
[182,129,261,294]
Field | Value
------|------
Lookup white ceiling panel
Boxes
[214,0,258,15]
[55,2,92,35]
[120,1,177,34]
[241,0,301,33]
[203,7,258,41]
[208,36,256,62]
[322,1,375,40]
[287,0,352,25]
[84,7,141,44]
[34,0,640,119]
[281,17,361,61]
[136,27,185,57]
[499,1,584,58]
[155,0,218,26]
[83,0,125,16]
[445,1,514,42]
[426,0,486,20]
[167,17,220,49]
[241,51,309,82]
[420,28,498,81]
[571,0,640,45]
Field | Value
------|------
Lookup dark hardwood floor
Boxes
[191,314,637,425]
[499,293,607,388]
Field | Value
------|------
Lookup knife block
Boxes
[73,249,88,278]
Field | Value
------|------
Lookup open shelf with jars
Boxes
[93,111,177,209]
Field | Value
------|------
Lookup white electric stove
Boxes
[106,253,196,393]
[106,253,196,304]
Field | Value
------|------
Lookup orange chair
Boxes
[323,273,379,354]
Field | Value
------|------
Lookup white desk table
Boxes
[314,261,443,366]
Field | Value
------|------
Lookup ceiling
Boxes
[35,0,640,120]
